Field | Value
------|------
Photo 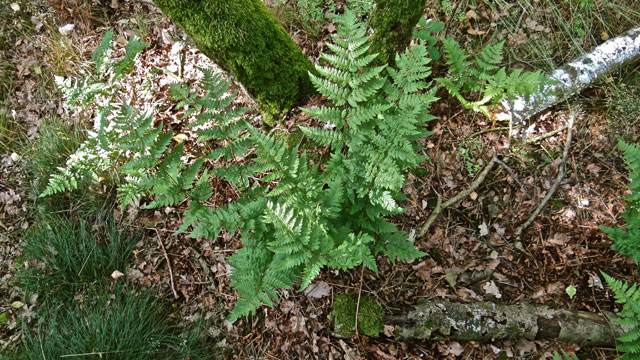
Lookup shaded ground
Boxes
[1,0,639,358]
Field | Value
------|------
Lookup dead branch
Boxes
[155,230,178,299]
[525,124,569,144]
[384,299,626,347]
[493,156,532,199]
[418,154,498,238]
[514,112,576,238]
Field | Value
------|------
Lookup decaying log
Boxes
[493,26,640,124]
[385,300,627,347]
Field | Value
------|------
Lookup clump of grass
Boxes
[21,117,116,217]
[0,103,22,154]
[13,212,213,358]
[22,286,212,360]
[16,216,137,301]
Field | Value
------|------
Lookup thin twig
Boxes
[525,124,568,144]
[514,112,576,238]
[493,156,532,199]
[189,246,211,281]
[418,153,498,238]
[354,265,365,338]
[156,230,178,299]
[465,126,510,140]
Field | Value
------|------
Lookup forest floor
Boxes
[1,0,640,359]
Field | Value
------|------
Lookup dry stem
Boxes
[156,230,179,299]
[514,112,576,238]
[418,153,498,238]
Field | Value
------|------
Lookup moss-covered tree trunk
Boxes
[368,0,427,65]
[153,0,316,124]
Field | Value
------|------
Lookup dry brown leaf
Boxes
[467,28,487,35]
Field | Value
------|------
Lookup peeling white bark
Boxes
[494,26,640,124]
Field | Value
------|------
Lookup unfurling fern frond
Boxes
[603,272,640,359]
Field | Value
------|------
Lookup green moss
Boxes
[284,129,306,150]
[368,0,427,65]
[507,325,520,337]
[331,294,384,337]
[409,166,430,178]
[153,0,316,125]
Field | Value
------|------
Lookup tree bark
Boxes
[153,0,316,125]
[368,0,427,65]
[493,26,640,125]
[386,300,627,346]
[333,298,627,347]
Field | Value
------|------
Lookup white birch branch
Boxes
[493,26,640,124]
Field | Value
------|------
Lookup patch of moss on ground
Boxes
[331,294,384,337]
[284,129,306,150]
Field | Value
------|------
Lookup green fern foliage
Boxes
[435,37,547,117]
[603,272,640,358]
[42,32,150,199]
[43,12,435,321]
[602,140,640,264]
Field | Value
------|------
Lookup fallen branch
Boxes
[525,124,569,145]
[385,299,626,346]
[418,154,497,238]
[493,26,640,124]
[156,230,178,299]
[493,156,532,199]
[514,113,576,238]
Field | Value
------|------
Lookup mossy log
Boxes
[368,0,427,65]
[334,298,627,347]
[153,0,316,125]
[494,26,640,124]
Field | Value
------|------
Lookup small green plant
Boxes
[457,138,483,176]
[438,0,466,22]
[601,140,640,264]
[413,17,444,61]
[602,272,640,359]
[436,37,548,117]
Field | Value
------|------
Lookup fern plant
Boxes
[601,140,640,264]
[41,30,152,198]
[436,37,548,117]
[42,12,435,321]
[603,272,640,359]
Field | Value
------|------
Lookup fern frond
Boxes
[603,272,640,358]
[602,141,640,264]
